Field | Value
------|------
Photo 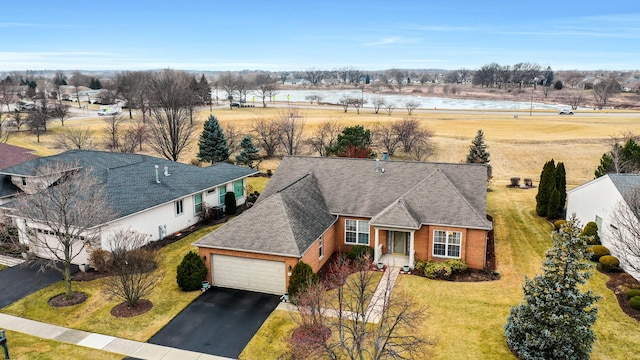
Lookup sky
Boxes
[1,0,639,72]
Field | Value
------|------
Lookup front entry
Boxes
[389,231,408,255]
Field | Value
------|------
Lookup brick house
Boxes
[194,156,493,295]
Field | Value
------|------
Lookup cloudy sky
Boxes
[1,0,639,71]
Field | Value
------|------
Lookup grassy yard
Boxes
[1,225,220,342]
[241,187,640,359]
[3,330,122,360]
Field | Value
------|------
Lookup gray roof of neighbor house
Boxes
[608,174,640,203]
[0,144,38,200]
[195,156,491,257]
[0,150,257,223]
[195,173,337,256]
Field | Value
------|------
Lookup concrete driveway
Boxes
[0,262,66,308]
[148,287,281,359]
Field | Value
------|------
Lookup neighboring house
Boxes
[283,79,311,86]
[567,174,640,280]
[1,150,256,265]
[0,143,38,205]
[194,156,493,295]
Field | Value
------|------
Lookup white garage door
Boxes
[211,255,286,295]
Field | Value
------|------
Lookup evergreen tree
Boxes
[555,162,567,210]
[595,138,640,178]
[326,125,375,158]
[535,159,556,217]
[236,135,260,168]
[547,188,562,220]
[176,251,208,291]
[89,78,102,89]
[197,115,230,163]
[505,217,600,360]
[544,66,554,86]
[466,129,492,179]
[287,261,318,300]
[224,191,237,215]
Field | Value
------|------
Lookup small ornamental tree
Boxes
[235,135,260,168]
[176,251,208,291]
[224,191,237,215]
[505,216,600,360]
[580,221,600,245]
[466,129,492,180]
[287,261,318,300]
[197,115,230,163]
[535,159,556,217]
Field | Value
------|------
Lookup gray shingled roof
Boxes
[195,173,337,256]
[259,156,492,230]
[0,150,257,224]
[608,174,640,203]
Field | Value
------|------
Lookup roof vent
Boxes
[164,166,171,177]
[154,165,161,184]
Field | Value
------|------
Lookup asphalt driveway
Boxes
[0,262,67,308]
[148,287,281,359]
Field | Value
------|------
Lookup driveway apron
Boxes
[148,287,280,359]
[0,262,67,308]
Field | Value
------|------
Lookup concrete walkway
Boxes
[276,265,404,324]
[0,313,232,360]
[0,254,25,267]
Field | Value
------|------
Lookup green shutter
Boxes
[234,180,244,199]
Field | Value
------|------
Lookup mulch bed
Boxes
[72,269,110,281]
[110,299,153,318]
[48,292,88,307]
[603,271,640,322]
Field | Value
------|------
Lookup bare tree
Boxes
[389,68,407,93]
[372,98,385,114]
[278,107,306,155]
[222,122,241,155]
[26,104,50,143]
[350,98,366,114]
[103,114,126,151]
[252,73,278,107]
[102,229,164,307]
[565,89,585,110]
[55,127,94,150]
[11,162,114,300]
[291,256,427,360]
[404,99,420,115]
[69,71,89,108]
[252,117,281,157]
[121,119,149,153]
[394,118,435,159]
[373,122,400,157]
[338,96,350,113]
[610,186,640,277]
[385,104,395,116]
[218,71,239,103]
[307,119,341,157]
[147,69,197,161]
[51,103,70,126]
[0,112,10,143]
[593,77,621,110]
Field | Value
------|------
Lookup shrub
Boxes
[447,258,468,273]
[224,191,237,215]
[630,296,640,310]
[415,259,428,272]
[580,222,601,245]
[176,251,208,291]
[288,261,318,300]
[89,249,113,273]
[598,255,620,272]
[423,261,452,279]
[553,220,567,231]
[346,245,373,262]
[587,245,610,262]
[626,289,640,300]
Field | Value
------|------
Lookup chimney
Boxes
[164,166,170,177]
[154,165,160,184]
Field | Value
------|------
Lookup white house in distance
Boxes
[567,174,640,280]
[0,150,256,266]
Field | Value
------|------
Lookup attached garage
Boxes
[211,254,286,295]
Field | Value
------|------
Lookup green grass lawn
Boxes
[3,330,122,360]
[0,264,6,271]
[241,186,640,359]
[1,225,221,342]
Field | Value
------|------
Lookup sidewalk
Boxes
[0,254,25,267]
[0,313,232,360]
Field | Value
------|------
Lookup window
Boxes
[433,230,462,258]
[595,215,603,235]
[319,237,324,259]
[194,193,203,214]
[219,185,226,205]
[345,219,370,245]
[175,199,184,215]
[234,180,244,199]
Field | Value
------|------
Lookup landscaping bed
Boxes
[604,271,640,322]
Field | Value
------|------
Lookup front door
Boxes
[391,231,407,255]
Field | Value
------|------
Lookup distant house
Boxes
[283,79,311,86]
[0,144,38,205]
[321,78,341,86]
[567,174,640,280]
[194,156,492,295]
[1,150,256,265]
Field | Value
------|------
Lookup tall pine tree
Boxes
[505,217,600,360]
[535,159,556,217]
[555,162,567,211]
[197,115,229,163]
[466,129,492,180]
[236,135,260,168]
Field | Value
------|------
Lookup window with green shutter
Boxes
[219,185,226,205]
[234,180,244,199]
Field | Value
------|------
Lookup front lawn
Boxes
[242,186,640,359]
[3,330,122,360]
[1,225,221,342]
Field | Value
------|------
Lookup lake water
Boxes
[256,89,568,110]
